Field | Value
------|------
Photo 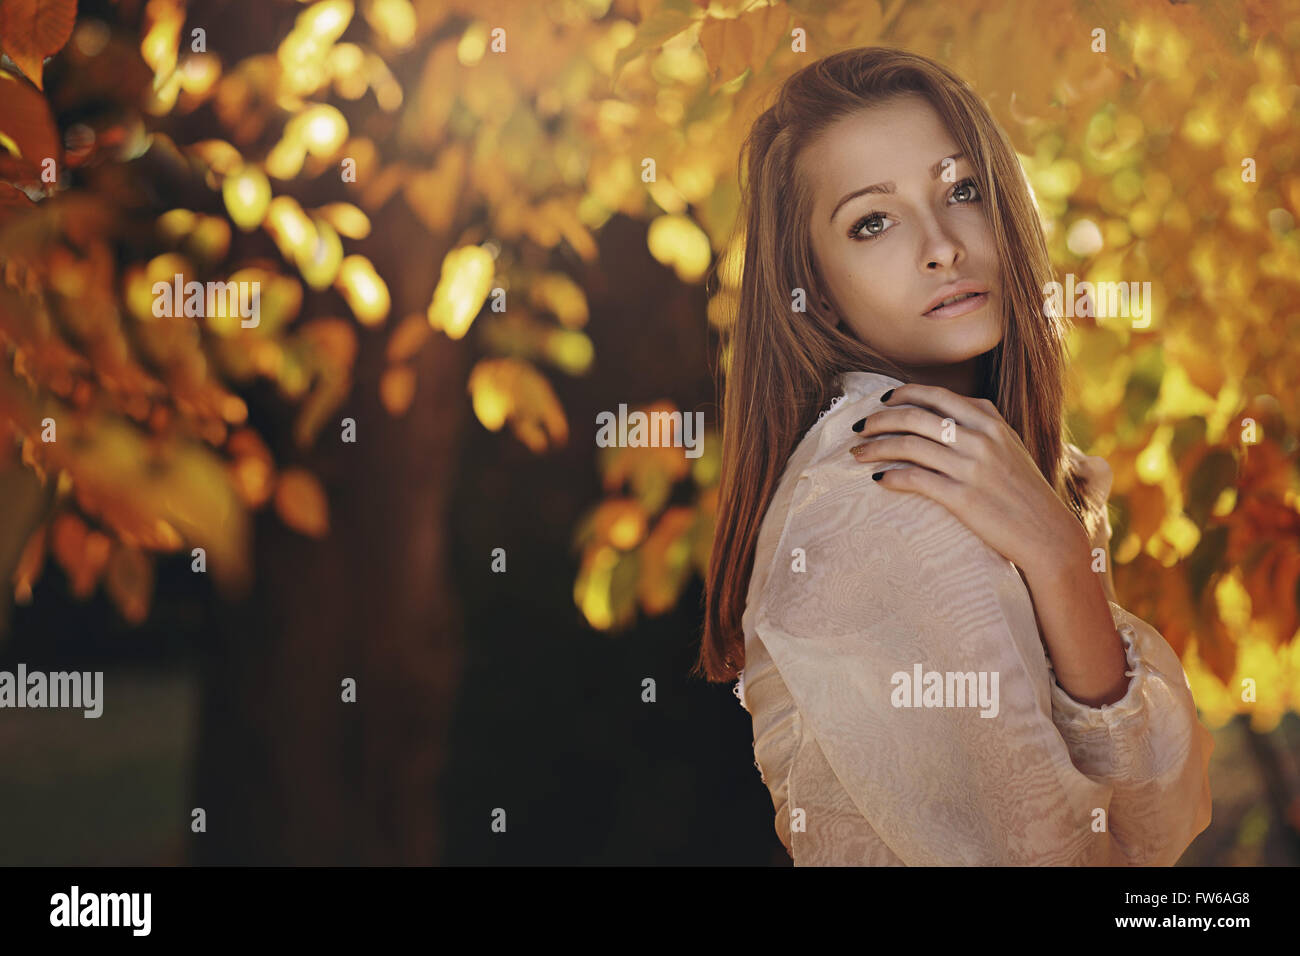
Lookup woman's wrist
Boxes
[1021,514,1093,586]
[1019,520,1130,706]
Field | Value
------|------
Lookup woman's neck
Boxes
[896,354,985,398]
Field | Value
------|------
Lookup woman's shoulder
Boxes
[791,370,904,470]
[1064,442,1114,503]
[798,378,1115,511]
[769,375,997,565]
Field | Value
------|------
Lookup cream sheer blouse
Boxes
[734,370,1214,865]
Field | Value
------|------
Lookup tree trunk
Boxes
[192,215,467,864]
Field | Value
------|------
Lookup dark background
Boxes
[0,213,792,866]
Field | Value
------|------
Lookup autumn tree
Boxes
[1,0,1297,860]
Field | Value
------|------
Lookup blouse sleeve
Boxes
[1049,444,1214,862]
[1046,602,1215,864]
[749,449,1214,866]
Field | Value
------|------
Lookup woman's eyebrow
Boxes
[828,151,966,224]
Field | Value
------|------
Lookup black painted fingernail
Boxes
[872,471,884,481]
[851,417,866,432]
[880,388,894,402]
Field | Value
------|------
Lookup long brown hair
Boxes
[695,47,1098,684]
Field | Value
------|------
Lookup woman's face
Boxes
[801,93,1004,376]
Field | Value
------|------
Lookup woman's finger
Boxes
[849,434,970,479]
[854,407,993,466]
[852,405,954,445]
[870,462,966,508]
[877,382,1002,436]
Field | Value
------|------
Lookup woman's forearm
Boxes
[1021,526,1131,707]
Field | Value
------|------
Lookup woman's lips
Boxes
[924,291,989,318]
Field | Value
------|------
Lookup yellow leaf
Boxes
[265,195,314,260]
[612,6,696,82]
[466,357,568,452]
[335,255,389,325]
[427,245,494,339]
[646,214,711,283]
[403,145,465,236]
[364,0,416,48]
[178,52,221,96]
[140,0,183,85]
[529,272,589,329]
[265,135,307,180]
[288,104,349,157]
[222,164,271,232]
[314,202,370,238]
[296,218,343,290]
[187,139,244,175]
[294,0,353,44]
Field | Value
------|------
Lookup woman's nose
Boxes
[920,219,963,271]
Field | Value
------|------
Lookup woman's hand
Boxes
[849,382,1130,706]
[848,383,1087,574]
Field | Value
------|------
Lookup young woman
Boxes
[696,47,1213,865]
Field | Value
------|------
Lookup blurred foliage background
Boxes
[0,0,1297,864]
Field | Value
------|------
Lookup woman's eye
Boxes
[849,212,891,241]
[848,179,979,241]
[950,178,981,203]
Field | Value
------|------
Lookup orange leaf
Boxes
[0,0,77,91]
[1122,481,1166,542]
[386,313,431,363]
[298,317,357,372]
[104,542,154,625]
[11,522,46,603]
[226,427,275,508]
[575,499,648,551]
[50,511,86,574]
[379,364,416,416]
[274,468,330,539]
[699,15,753,89]
[737,3,789,74]
[637,506,696,615]
[0,68,61,175]
[51,512,110,598]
